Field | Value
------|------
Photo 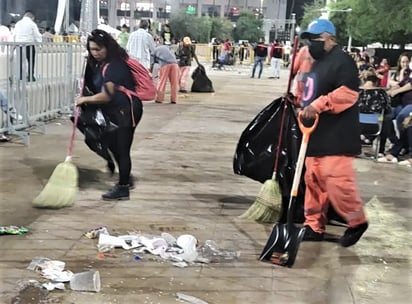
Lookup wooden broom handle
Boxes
[272,36,300,178]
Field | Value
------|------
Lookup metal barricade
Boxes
[0,41,84,145]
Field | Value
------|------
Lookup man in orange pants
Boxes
[151,45,179,104]
[299,18,368,247]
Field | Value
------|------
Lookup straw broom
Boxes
[240,37,299,223]
[32,108,80,209]
[33,59,86,209]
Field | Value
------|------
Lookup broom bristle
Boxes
[33,161,79,209]
[239,180,282,223]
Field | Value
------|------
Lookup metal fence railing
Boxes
[0,42,84,145]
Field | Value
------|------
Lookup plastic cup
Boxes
[69,270,101,292]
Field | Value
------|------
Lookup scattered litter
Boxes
[161,232,177,245]
[42,282,65,291]
[70,270,101,292]
[84,226,109,239]
[176,292,209,304]
[88,230,240,267]
[0,226,29,235]
[27,257,50,271]
[27,258,73,282]
[27,257,101,293]
[134,255,142,261]
[197,240,240,263]
[172,262,188,268]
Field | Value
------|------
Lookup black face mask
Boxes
[308,40,326,60]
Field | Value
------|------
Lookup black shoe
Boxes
[340,222,368,247]
[302,226,324,241]
[102,184,129,201]
[250,76,254,78]
[179,89,188,93]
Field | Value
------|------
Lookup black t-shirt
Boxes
[103,59,135,109]
[302,45,361,156]
[103,59,142,127]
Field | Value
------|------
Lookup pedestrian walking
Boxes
[269,39,283,79]
[76,29,143,201]
[13,11,42,81]
[299,18,368,247]
[117,24,129,48]
[151,45,179,104]
[126,20,155,69]
[160,24,174,46]
[175,36,199,93]
[251,39,267,79]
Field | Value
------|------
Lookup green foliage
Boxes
[210,18,234,42]
[300,0,327,30]
[301,0,412,48]
[169,10,264,43]
[169,10,198,42]
[233,11,264,43]
[169,11,233,43]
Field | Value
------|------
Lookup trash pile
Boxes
[85,227,240,268]
[0,226,29,235]
[26,257,100,292]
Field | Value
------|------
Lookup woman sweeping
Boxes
[76,29,143,201]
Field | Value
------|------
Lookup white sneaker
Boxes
[398,160,412,167]
[377,156,398,163]
[9,107,23,122]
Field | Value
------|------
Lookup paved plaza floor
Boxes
[0,63,411,304]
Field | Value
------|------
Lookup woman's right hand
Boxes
[76,96,88,106]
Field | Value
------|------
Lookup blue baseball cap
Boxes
[300,18,336,39]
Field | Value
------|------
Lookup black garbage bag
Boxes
[233,97,305,222]
[191,65,214,93]
[71,104,118,162]
[233,98,346,224]
[233,97,301,186]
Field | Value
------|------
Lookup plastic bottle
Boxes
[197,240,240,263]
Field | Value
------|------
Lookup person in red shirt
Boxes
[223,39,231,53]
[375,58,390,88]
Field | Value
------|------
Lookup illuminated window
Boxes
[119,17,129,26]
[120,1,130,10]
[134,2,154,11]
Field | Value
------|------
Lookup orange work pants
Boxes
[157,63,179,103]
[304,156,367,233]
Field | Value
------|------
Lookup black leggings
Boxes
[107,100,143,185]
[109,126,135,185]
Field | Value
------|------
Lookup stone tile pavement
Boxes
[0,64,411,304]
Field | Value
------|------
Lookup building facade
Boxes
[0,0,291,40]
[100,0,288,30]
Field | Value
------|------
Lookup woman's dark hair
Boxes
[86,29,128,66]
[364,70,379,85]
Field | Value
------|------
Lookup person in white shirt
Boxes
[0,25,12,54]
[125,20,155,70]
[13,11,42,81]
